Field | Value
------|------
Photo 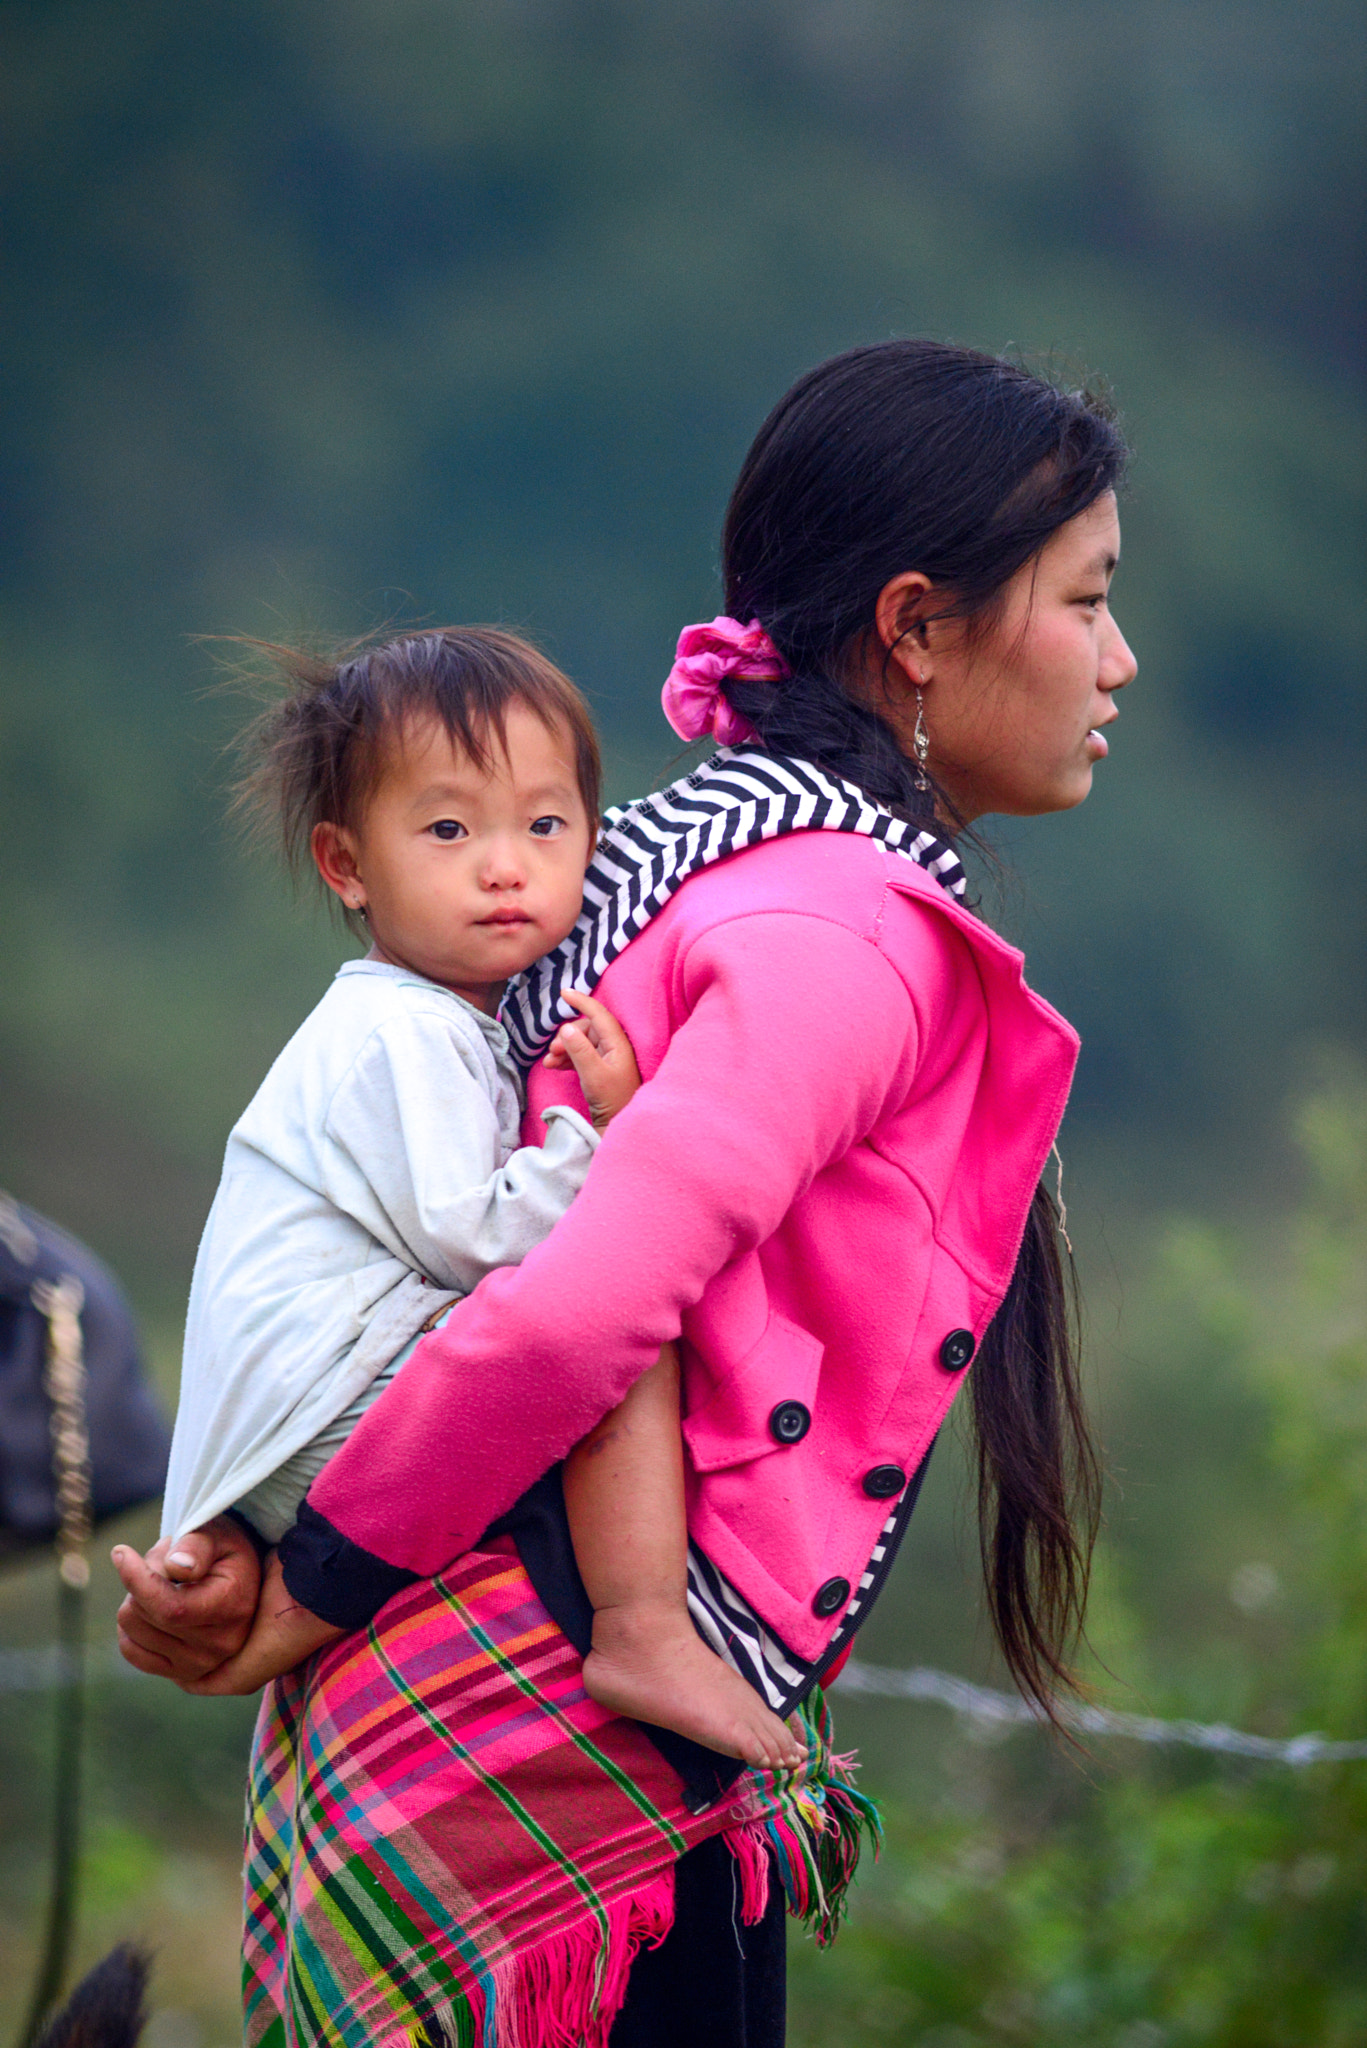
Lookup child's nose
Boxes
[479,839,526,889]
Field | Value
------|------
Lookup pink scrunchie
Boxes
[661,615,788,746]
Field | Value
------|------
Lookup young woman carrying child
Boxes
[155,626,804,1771]
[118,338,1137,2048]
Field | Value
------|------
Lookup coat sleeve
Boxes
[281,910,919,1622]
[322,1011,599,1296]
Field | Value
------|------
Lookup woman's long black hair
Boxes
[720,339,1124,1718]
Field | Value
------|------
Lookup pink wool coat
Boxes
[309,829,1079,1663]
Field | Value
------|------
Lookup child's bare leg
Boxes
[563,1344,803,1769]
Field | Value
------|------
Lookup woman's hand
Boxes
[113,1515,261,1682]
[180,1551,345,1695]
[542,988,642,1132]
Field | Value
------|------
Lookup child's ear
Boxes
[311,821,366,911]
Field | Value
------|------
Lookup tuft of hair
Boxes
[31,1944,151,2048]
[228,627,601,925]
[969,1181,1102,1734]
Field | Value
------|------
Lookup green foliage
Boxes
[0,3,1364,1309]
[1,1080,1363,2048]
[789,1067,1367,2045]
[0,9,1362,2039]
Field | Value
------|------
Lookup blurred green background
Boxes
[1,3,1363,2042]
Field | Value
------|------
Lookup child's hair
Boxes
[233,627,602,898]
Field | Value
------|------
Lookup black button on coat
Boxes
[939,1328,976,1371]
[862,1464,907,1499]
[768,1401,811,1445]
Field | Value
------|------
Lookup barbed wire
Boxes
[832,1660,1367,1764]
[3,1644,1364,1764]
[0,1646,102,1693]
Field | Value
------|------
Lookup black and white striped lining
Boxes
[501,746,967,1069]
[685,1442,934,1715]
[685,1543,812,1712]
[685,1527,895,1713]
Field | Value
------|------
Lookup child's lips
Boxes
[480,909,533,927]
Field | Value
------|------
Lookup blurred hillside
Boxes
[2,0,1364,1312]
[3,8,1365,2042]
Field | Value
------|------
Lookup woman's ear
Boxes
[870,570,935,708]
[311,821,366,911]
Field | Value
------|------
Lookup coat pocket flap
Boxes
[682,1311,825,1474]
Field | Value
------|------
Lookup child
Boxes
[151,628,801,1770]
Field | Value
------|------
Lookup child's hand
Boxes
[113,1515,262,1682]
[543,989,642,1132]
[181,1551,345,1696]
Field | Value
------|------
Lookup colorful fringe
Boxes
[242,1543,875,2047]
[727,1685,883,1947]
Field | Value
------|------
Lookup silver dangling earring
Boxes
[912,688,930,792]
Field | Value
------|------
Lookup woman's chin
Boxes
[986,768,1095,819]
[1051,753,1101,812]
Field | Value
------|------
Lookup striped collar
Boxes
[501,747,968,1068]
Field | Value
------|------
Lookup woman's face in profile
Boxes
[926,492,1138,822]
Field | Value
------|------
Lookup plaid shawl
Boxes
[243,1540,876,2048]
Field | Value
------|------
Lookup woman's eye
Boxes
[529,815,567,838]
[430,819,467,842]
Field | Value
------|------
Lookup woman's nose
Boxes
[1103,615,1138,690]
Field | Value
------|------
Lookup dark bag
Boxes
[1,1191,172,2043]
[0,1191,170,1556]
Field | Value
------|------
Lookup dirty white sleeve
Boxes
[322,1011,599,1295]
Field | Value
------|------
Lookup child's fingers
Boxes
[559,1023,608,1089]
[561,988,627,1057]
[548,1020,600,1074]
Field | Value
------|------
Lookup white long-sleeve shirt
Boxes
[160,959,597,1542]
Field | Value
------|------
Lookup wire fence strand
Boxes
[832,1660,1367,1764]
[4,1644,1366,1765]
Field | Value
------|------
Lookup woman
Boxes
[117,338,1135,2046]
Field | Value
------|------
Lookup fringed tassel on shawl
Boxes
[414,1870,675,2048]
[723,1685,882,1948]
[413,1689,877,2048]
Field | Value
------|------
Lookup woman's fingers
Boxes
[115,1593,227,1680]
[183,1560,345,1695]
[111,1524,262,1678]
[163,1527,217,1582]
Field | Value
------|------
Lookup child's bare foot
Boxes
[582,1600,805,1770]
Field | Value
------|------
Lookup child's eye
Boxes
[429,819,467,842]
[529,815,567,838]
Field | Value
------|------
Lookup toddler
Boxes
[149,628,800,1769]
